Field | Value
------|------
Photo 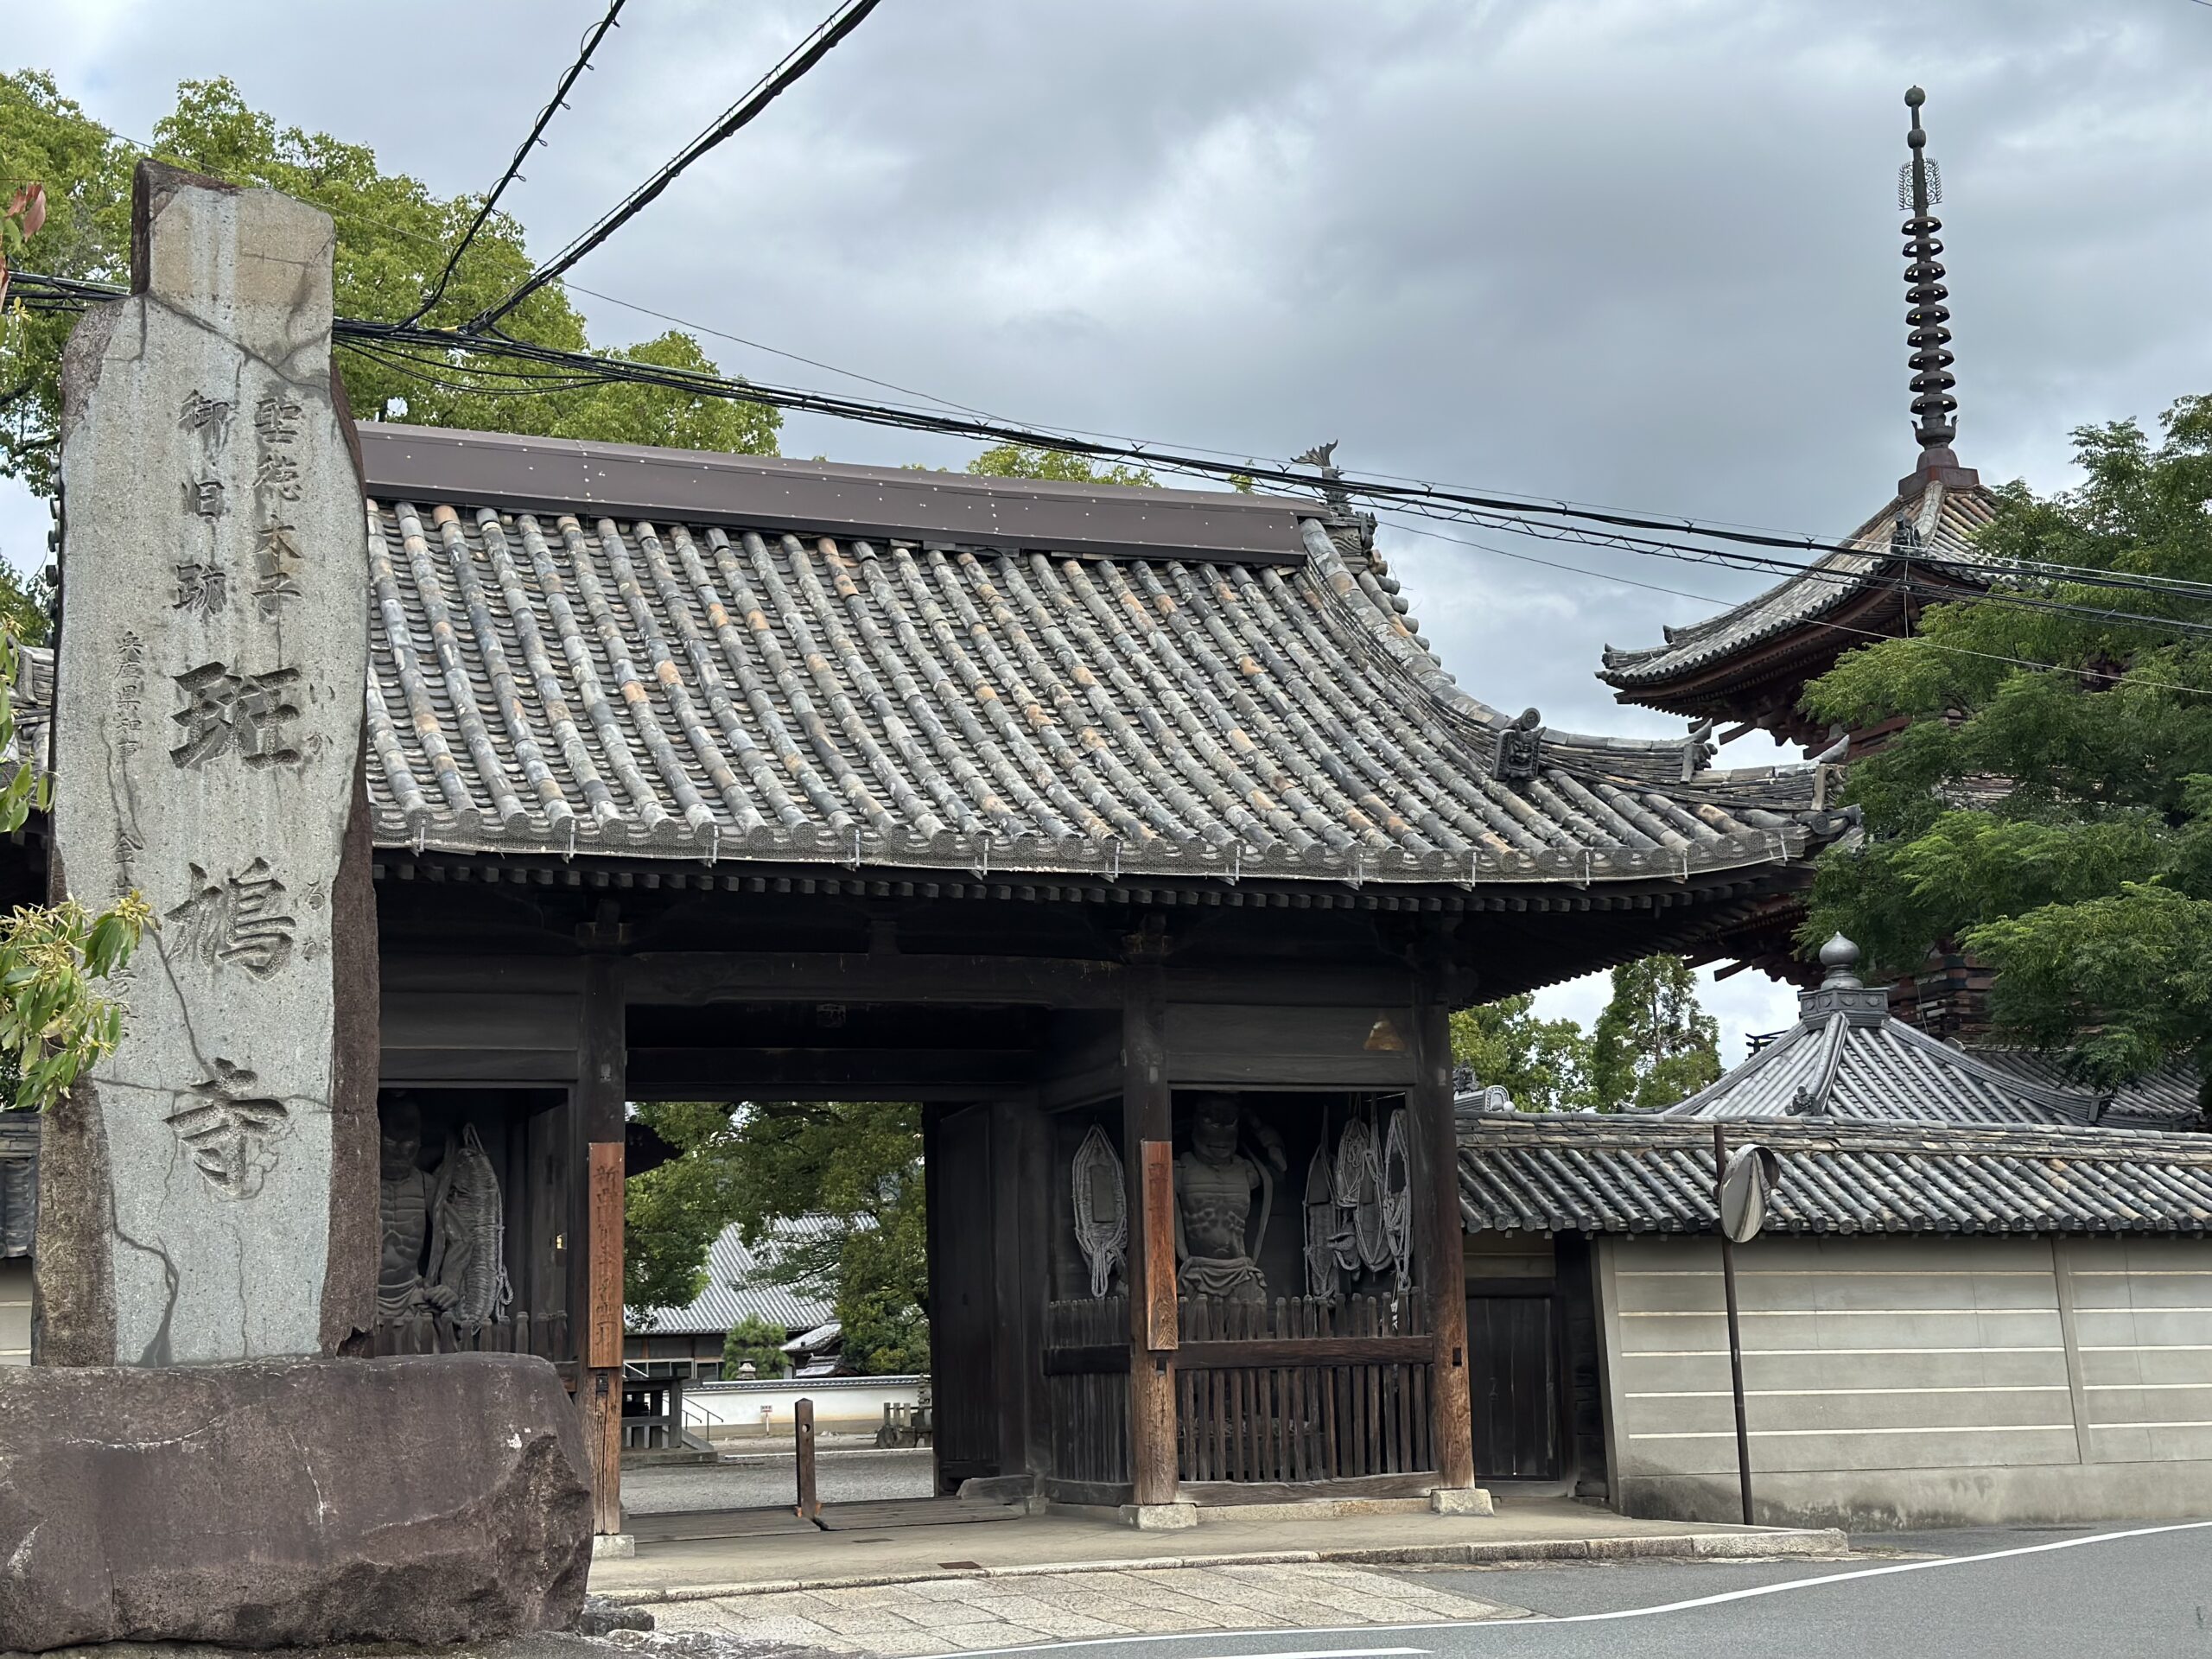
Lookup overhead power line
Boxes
[17,269,2212,639]
[1378,516,2212,702]
[403,0,630,327]
[466,0,888,334]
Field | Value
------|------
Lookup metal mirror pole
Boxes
[1713,1123,1754,1525]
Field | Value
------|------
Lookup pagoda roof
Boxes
[1596,475,1999,733]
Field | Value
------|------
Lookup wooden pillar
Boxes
[579,948,626,1535]
[1412,982,1476,1490]
[1122,938,1178,1507]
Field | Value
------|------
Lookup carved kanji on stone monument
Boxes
[39,162,375,1365]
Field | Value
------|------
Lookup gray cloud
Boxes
[10,0,2210,1048]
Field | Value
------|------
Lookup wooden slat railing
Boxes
[1044,1291,1435,1489]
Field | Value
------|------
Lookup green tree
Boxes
[622,1098,926,1375]
[722,1101,926,1376]
[0,72,779,498]
[1449,994,1593,1112]
[0,161,147,1111]
[721,1313,787,1379]
[965,442,1154,488]
[624,1100,744,1314]
[1586,956,1722,1113]
[1802,398,2212,1101]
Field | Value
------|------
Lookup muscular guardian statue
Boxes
[1174,1094,1288,1306]
[377,1096,459,1325]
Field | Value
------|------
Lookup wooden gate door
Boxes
[1466,1294,1560,1480]
[929,1105,999,1487]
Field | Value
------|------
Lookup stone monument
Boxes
[38,161,377,1364]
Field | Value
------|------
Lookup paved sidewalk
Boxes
[643,1560,1526,1655]
[594,1494,1841,1602]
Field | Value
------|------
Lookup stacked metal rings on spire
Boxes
[1901,86,1956,454]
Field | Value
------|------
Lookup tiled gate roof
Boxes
[1458,1115,2212,1236]
[355,427,1840,884]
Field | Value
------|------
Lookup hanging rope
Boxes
[1071,1123,1127,1300]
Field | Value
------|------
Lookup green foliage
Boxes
[1448,994,1594,1112]
[1586,956,1722,1113]
[624,1100,744,1315]
[721,1313,788,1378]
[0,71,779,497]
[0,664,148,1111]
[621,1098,926,1376]
[1802,397,2212,1096]
[0,160,147,1111]
[965,442,1155,488]
[0,561,52,645]
[724,1100,926,1376]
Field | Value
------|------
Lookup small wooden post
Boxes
[1713,1123,1755,1525]
[794,1396,820,1522]
[1412,988,1476,1491]
[1122,934,1179,1508]
[585,1139,626,1536]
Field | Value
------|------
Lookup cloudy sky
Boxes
[10,0,2212,1057]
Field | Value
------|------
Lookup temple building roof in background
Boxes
[626,1214,841,1335]
[1660,937,2201,1132]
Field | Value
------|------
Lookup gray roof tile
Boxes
[19,428,1847,887]
[1660,944,2201,1132]
[1459,1115,2212,1236]
[627,1216,841,1336]
[344,429,1841,880]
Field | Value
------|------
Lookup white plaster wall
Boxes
[0,1259,29,1363]
[1597,1232,2212,1529]
[686,1374,925,1438]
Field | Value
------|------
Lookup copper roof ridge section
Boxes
[352,421,1313,564]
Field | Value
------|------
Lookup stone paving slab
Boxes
[592,1495,1844,1605]
[647,1562,1522,1656]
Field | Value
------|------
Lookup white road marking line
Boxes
[942,1518,2212,1656]
[1187,1649,1427,1658]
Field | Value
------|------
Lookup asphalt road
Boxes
[950,1521,2212,1659]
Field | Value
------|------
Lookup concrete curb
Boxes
[595,1528,1850,1605]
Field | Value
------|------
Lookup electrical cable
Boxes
[1376,516,2212,702]
[20,270,2212,638]
[402,0,629,327]
[465,0,888,334]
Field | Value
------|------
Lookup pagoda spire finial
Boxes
[1897,86,1976,495]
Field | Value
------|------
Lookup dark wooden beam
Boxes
[626,951,1123,1008]
[626,1046,1036,1093]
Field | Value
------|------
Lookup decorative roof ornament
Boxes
[1818,931,1864,988]
[1897,87,1979,496]
[1493,707,1544,781]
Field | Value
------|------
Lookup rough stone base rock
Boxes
[1118,1501,1199,1529]
[0,1353,591,1651]
[1430,1486,1496,1516]
[578,1598,658,1637]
